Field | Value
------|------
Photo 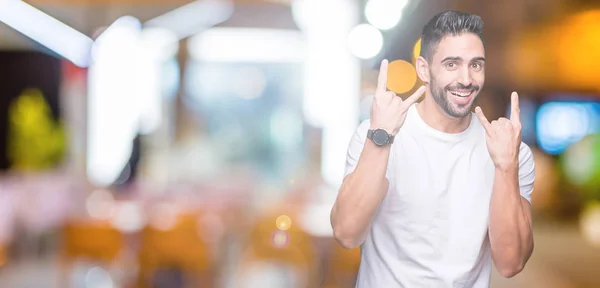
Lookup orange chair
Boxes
[60,220,124,287]
[136,212,217,288]
[0,244,7,268]
[236,212,319,288]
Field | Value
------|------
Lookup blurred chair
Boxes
[60,220,123,287]
[0,243,7,268]
[136,212,217,288]
[321,241,361,288]
[236,212,319,288]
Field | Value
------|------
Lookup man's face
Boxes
[428,33,485,118]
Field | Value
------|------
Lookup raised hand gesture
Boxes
[370,59,426,135]
[475,92,522,170]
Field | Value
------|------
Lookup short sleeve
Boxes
[343,120,371,178]
[518,142,536,204]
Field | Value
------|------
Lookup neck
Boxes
[416,93,473,134]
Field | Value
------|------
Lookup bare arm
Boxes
[331,60,426,249]
[476,92,535,277]
[488,164,534,278]
[331,139,392,249]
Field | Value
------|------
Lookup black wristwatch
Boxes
[367,129,395,146]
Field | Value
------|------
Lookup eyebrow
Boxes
[441,56,486,63]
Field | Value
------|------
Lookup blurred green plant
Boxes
[560,133,600,202]
[7,88,66,171]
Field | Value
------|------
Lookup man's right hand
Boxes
[370,59,427,135]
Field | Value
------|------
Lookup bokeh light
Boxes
[580,201,600,248]
[386,60,417,94]
[271,230,290,249]
[84,266,114,288]
[276,215,292,231]
[347,24,383,59]
[555,10,600,92]
[364,0,407,30]
[561,134,600,194]
[536,101,599,155]
[109,201,145,233]
[412,37,421,62]
[85,189,115,220]
[148,202,179,231]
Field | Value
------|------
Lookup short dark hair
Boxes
[420,11,484,62]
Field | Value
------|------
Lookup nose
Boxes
[457,66,472,86]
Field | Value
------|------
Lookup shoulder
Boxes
[357,119,371,133]
[349,119,371,140]
[518,141,535,168]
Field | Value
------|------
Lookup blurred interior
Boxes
[0,0,599,287]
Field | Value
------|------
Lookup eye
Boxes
[445,62,458,70]
[471,62,483,71]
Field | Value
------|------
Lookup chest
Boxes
[381,137,496,229]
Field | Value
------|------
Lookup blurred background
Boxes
[0,0,599,287]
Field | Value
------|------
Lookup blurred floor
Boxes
[0,222,598,288]
[490,222,600,288]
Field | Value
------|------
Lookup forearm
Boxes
[331,140,391,249]
[488,165,534,277]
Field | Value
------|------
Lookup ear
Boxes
[415,56,430,83]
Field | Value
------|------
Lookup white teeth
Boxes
[450,91,472,97]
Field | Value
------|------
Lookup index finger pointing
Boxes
[510,91,520,124]
[376,59,389,94]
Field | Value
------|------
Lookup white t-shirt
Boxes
[344,104,535,288]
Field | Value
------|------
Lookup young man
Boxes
[330,11,535,287]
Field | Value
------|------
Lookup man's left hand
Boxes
[475,92,522,171]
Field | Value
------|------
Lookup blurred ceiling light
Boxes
[139,27,179,61]
[364,0,407,30]
[87,16,142,187]
[291,0,353,32]
[188,28,305,63]
[292,0,361,188]
[0,0,93,67]
[145,0,233,40]
[135,27,177,135]
[347,24,383,59]
[92,16,142,61]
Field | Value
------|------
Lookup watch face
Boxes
[372,129,389,146]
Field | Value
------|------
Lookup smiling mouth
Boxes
[449,90,475,97]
